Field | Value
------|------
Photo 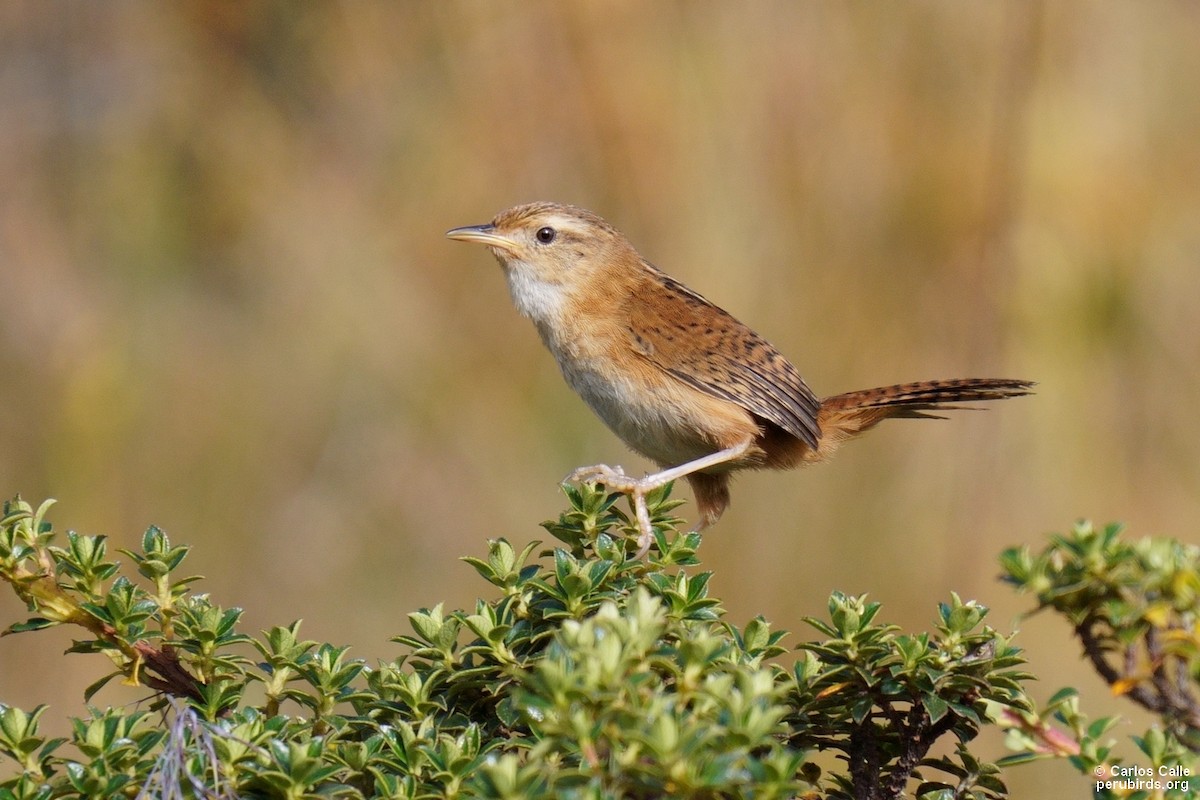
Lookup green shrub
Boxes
[0,492,1196,798]
[998,521,1199,793]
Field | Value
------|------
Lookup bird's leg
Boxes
[567,439,754,558]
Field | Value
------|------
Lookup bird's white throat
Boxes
[504,263,569,325]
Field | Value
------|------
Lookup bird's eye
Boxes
[535,226,556,244]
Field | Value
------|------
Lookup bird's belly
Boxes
[560,359,749,468]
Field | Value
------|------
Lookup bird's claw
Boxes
[566,463,632,489]
[566,463,658,559]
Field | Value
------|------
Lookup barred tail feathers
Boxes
[811,378,1034,460]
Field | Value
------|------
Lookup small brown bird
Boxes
[448,202,1032,556]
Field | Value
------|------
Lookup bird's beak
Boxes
[445,224,519,254]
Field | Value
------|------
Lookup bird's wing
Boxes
[625,268,820,448]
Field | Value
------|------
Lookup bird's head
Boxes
[447,202,639,324]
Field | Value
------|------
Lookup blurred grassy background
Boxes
[1,2,1198,795]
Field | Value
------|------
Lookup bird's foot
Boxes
[566,463,629,487]
[566,463,666,559]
